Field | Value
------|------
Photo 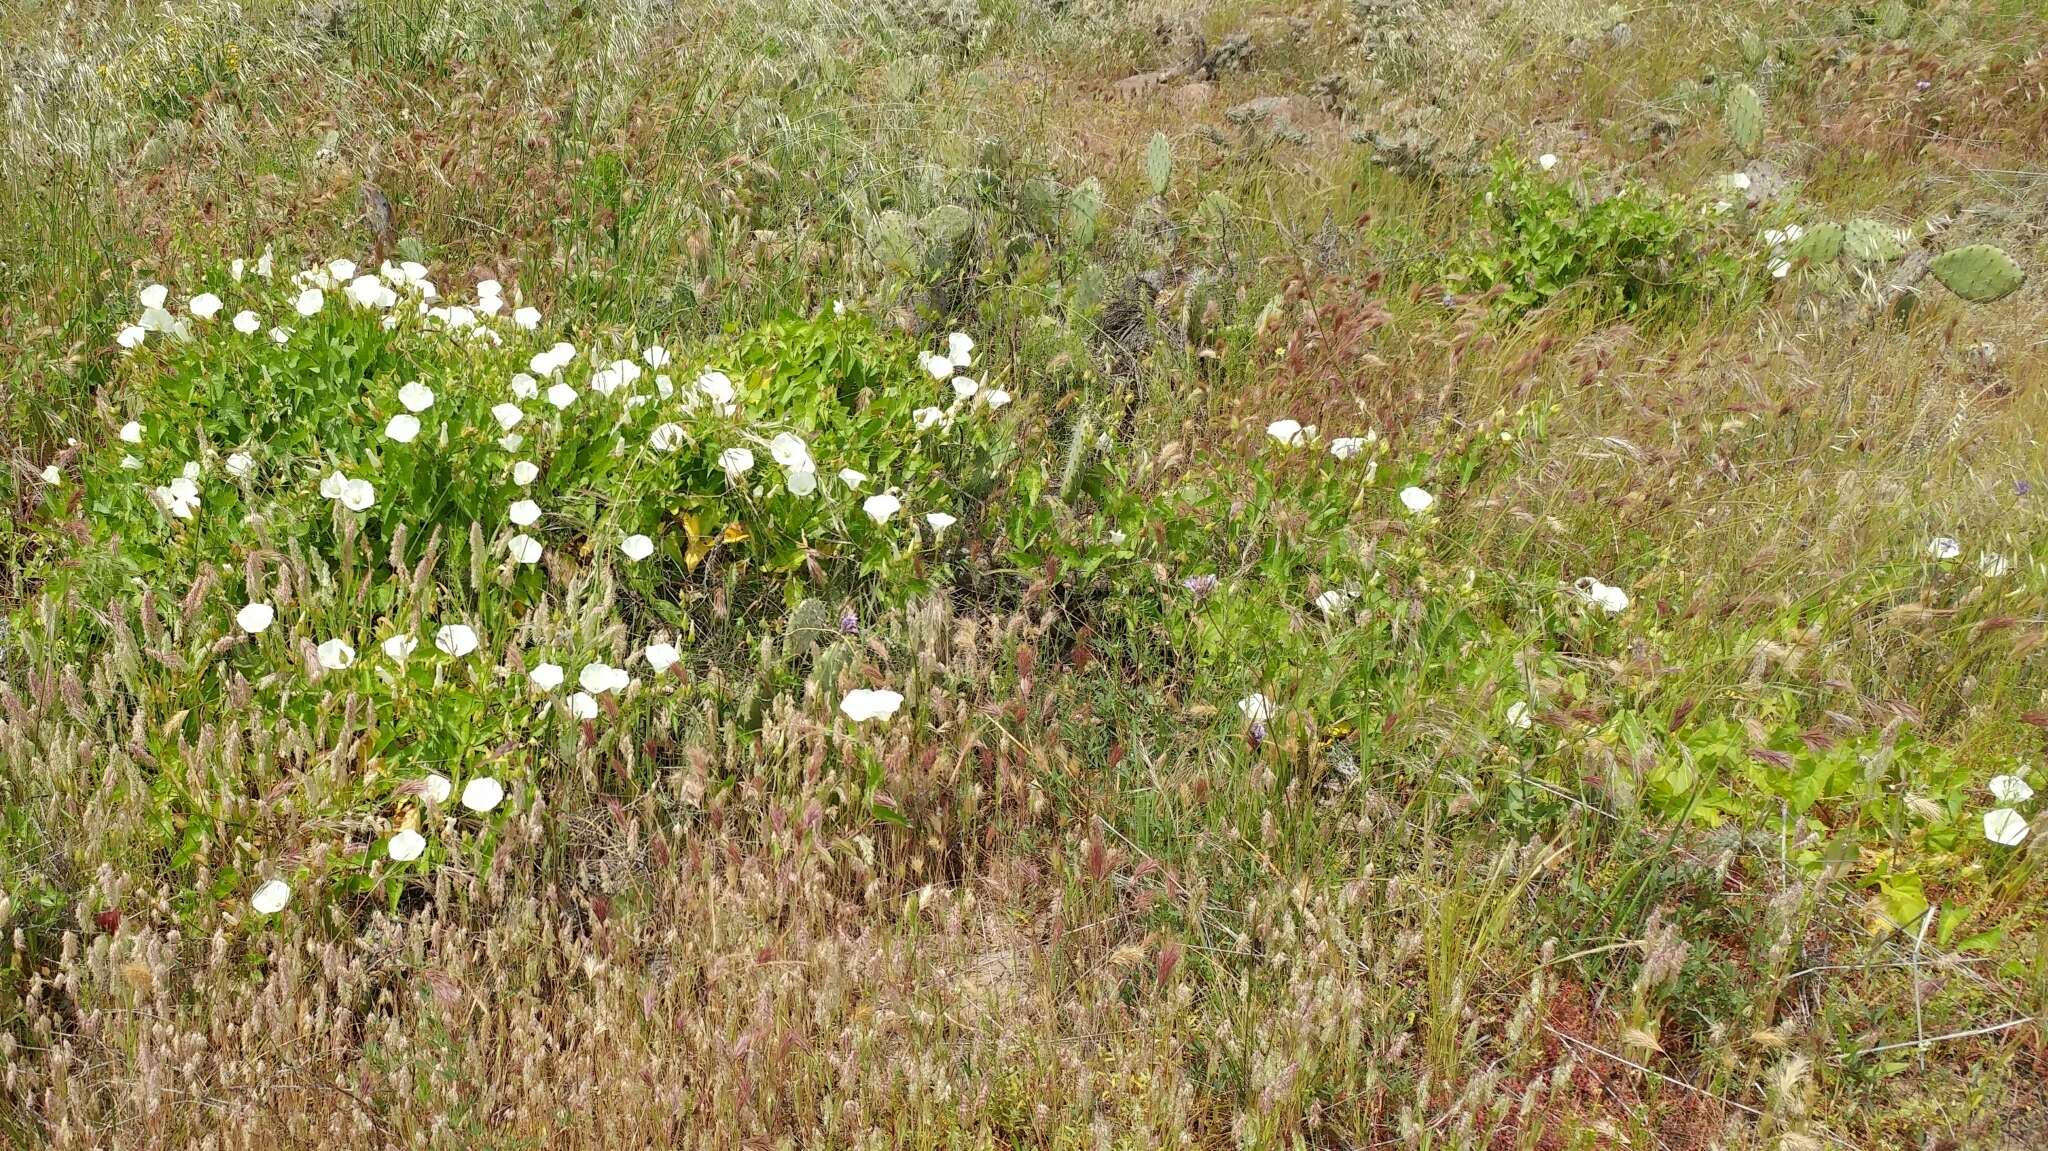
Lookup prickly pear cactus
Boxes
[809,638,857,694]
[1725,83,1764,155]
[1738,30,1766,68]
[783,597,836,659]
[1929,244,2025,303]
[1066,177,1104,248]
[1844,218,1907,263]
[1145,131,1172,196]
[1789,222,1844,265]
[920,204,975,272]
[1875,0,1909,39]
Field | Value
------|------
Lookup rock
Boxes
[1169,82,1215,111]
[1114,71,1166,99]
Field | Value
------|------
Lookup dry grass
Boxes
[5,0,2048,1147]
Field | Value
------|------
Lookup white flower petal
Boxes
[236,602,275,633]
[316,638,357,670]
[461,777,505,813]
[250,879,291,914]
[620,534,655,562]
[386,829,426,862]
[840,688,905,722]
[1984,807,2030,846]
[435,624,480,657]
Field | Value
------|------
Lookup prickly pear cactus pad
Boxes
[1929,244,2026,303]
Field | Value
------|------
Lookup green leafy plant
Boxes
[1446,154,1757,321]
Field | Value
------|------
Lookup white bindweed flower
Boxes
[347,274,394,308]
[398,380,434,412]
[1266,419,1307,446]
[508,499,541,527]
[620,534,655,561]
[512,460,539,485]
[327,258,356,282]
[139,284,168,309]
[383,633,417,661]
[1108,529,1127,546]
[1537,153,1558,171]
[838,468,868,490]
[863,492,901,524]
[696,370,737,413]
[499,433,523,452]
[190,292,223,319]
[491,402,524,431]
[1237,693,1277,723]
[1927,536,1961,561]
[644,642,681,674]
[117,325,147,349]
[568,692,600,720]
[1399,486,1434,513]
[236,602,275,633]
[422,773,452,803]
[514,306,541,329]
[225,452,255,478]
[386,829,426,862]
[385,413,421,443]
[120,454,141,470]
[294,288,324,316]
[786,467,818,496]
[435,624,480,657]
[1575,578,1630,614]
[1313,589,1354,615]
[232,310,260,334]
[40,464,61,485]
[530,662,565,690]
[155,476,201,520]
[840,688,905,722]
[546,382,577,409]
[768,433,813,471]
[580,662,630,694]
[921,351,953,381]
[340,479,376,512]
[507,534,543,564]
[120,420,144,444]
[1984,808,2029,846]
[590,359,641,396]
[461,777,505,813]
[719,447,755,482]
[1990,775,2035,804]
[250,879,291,915]
[1979,552,2011,578]
[476,278,501,300]
[316,638,357,670]
[913,406,946,431]
[948,331,974,368]
[650,422,687,451]
[321,471,349,499]
[925,511,957,535]
[1330,437,1367,460]
[270,326,291,344]
[643,344,671,368]
[951,375,978,400]
[509,373,539,400]
[983,388,1011,409]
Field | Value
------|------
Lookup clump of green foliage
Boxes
[1448,154,1757,321]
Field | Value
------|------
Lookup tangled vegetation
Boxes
[3,0,2045,1148]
